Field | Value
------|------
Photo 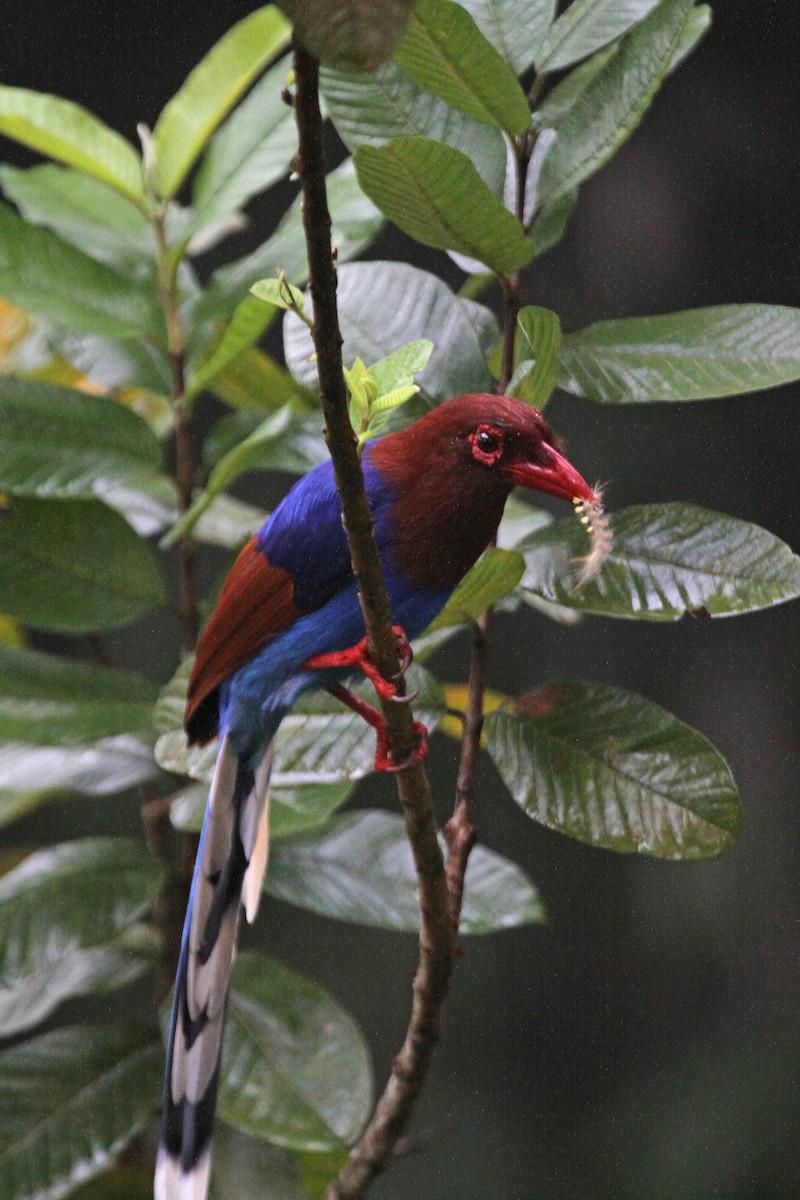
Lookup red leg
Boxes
[327,682,428,773]
[305,626,415,702]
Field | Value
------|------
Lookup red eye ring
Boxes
[470,424,504,466]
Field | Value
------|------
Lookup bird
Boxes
[155,392,599,1200]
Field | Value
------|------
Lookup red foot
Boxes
[304,626,413,702]
[327,682,428,773]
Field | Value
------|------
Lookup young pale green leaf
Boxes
[267,810,545,933]
[457,0,556,74]
[519,503,800,620]
[0,164,152,267]
[427,548,525,632]
[537,0,694,207]
[279,0,415,70]
[536,0,663,73]
[368,339,433,395]
[559,304,800,403]
[395,0,530,136]
[284,261,497,398]
[0,379,166,514]
[208,157,383,314]
[0,1022,162,1200]
[668,3,712,73]
[218,951,372,1150]
[0,838,161,1035]
[0,202,162,340]
[0,497,166,633]
[152,7,291,200]
[161,406,291,546]
[191,55,297,231]
[320,59,506,196]
[184,295,278,403]
[0,646,156,746]
[355,138,533,277]
[485,681,741,859]
[250,277,306,314]
[514,306,562,406]
[0,85,144,204]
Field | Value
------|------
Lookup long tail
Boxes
[155,731,273,1200]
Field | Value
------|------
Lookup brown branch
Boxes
[291,40,455,1200]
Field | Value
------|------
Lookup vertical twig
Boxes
[291,40,456,1199]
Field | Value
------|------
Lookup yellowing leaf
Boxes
[440,682,509,741]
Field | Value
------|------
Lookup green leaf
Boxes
[0,497,166,633]
[152,7,291,201]
[0,164,151,267]
[279,0,415,70]
[0,379,167,518]
[485,681,741,859]
[0,202,161,340]
[191,492,267,551]
[559,304,800,403]
[457,0,556,74]
[295,1148,350,1200]
[0,838,161,1035]
[209,346,315,415]
[267,810,545,933]
[0,736,158,827]
[427,548,525,631]
[0,1022,162,1200]
[161,406,291,546]
[204,410,327,477]
[536,0,663,73]
[208,157,383,313]
[368,339,434,395]
[519,503,800,620]
[184,295,278,403]
[285,262,497,399]
[355,138,532,277]
[395,0,530,136]
[537,0,694,206]
[191,55,296,231]
[169,778,353,841]
[0,85,144,204]
[530,189,579,258]
[514,306,562,406]
[320,59,506,196]
[0,646,156,746]
[250,277,306,314]
[668,3,712,73]
[211,1126,306,1200]
[218,952,372,1150]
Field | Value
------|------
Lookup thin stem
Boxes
[291,40,455,1200]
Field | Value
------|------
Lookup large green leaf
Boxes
[191,55,296,231]
[211,1126,306,1200]
[218,952,372,1150]
[170,778,353,841]
[427,548,525,631]
[0,497,166,633]
[184,296,278,403]
[485,681,741,859]
[0,202,161,340]
[355,138,532,277]
[151,7,290,200]
[518,503,800,620]
[536,0,663,72]
[514,306,562,406]
[284,261,496,398]
[559,305,800,403]
[208,157,383,313]
[320,59,506,195]
[279,0,414,70]
[267,810,545,933]
[0,164,151,267]
[0,1022,162,1200]
[0,736,158,828]
[457,0,556,74]
[395,0,530,136]
[0,86,144,205]
[0,646,156,745]
[0,379,167,520]
[669,3,712,73]
[537,0,694,206]
[0,838,161,1035]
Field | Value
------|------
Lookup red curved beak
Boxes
[507,443,596,503]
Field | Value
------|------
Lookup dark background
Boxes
[1,4,799,1198]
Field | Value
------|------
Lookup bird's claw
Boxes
[304,625,414,703]
[374,719,429,773]
[386,684,419,705]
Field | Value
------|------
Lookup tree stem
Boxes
[291,40,455,1199]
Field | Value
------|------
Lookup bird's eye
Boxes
[470,424,504,465]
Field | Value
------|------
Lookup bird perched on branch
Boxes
[156,392,602,1200]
